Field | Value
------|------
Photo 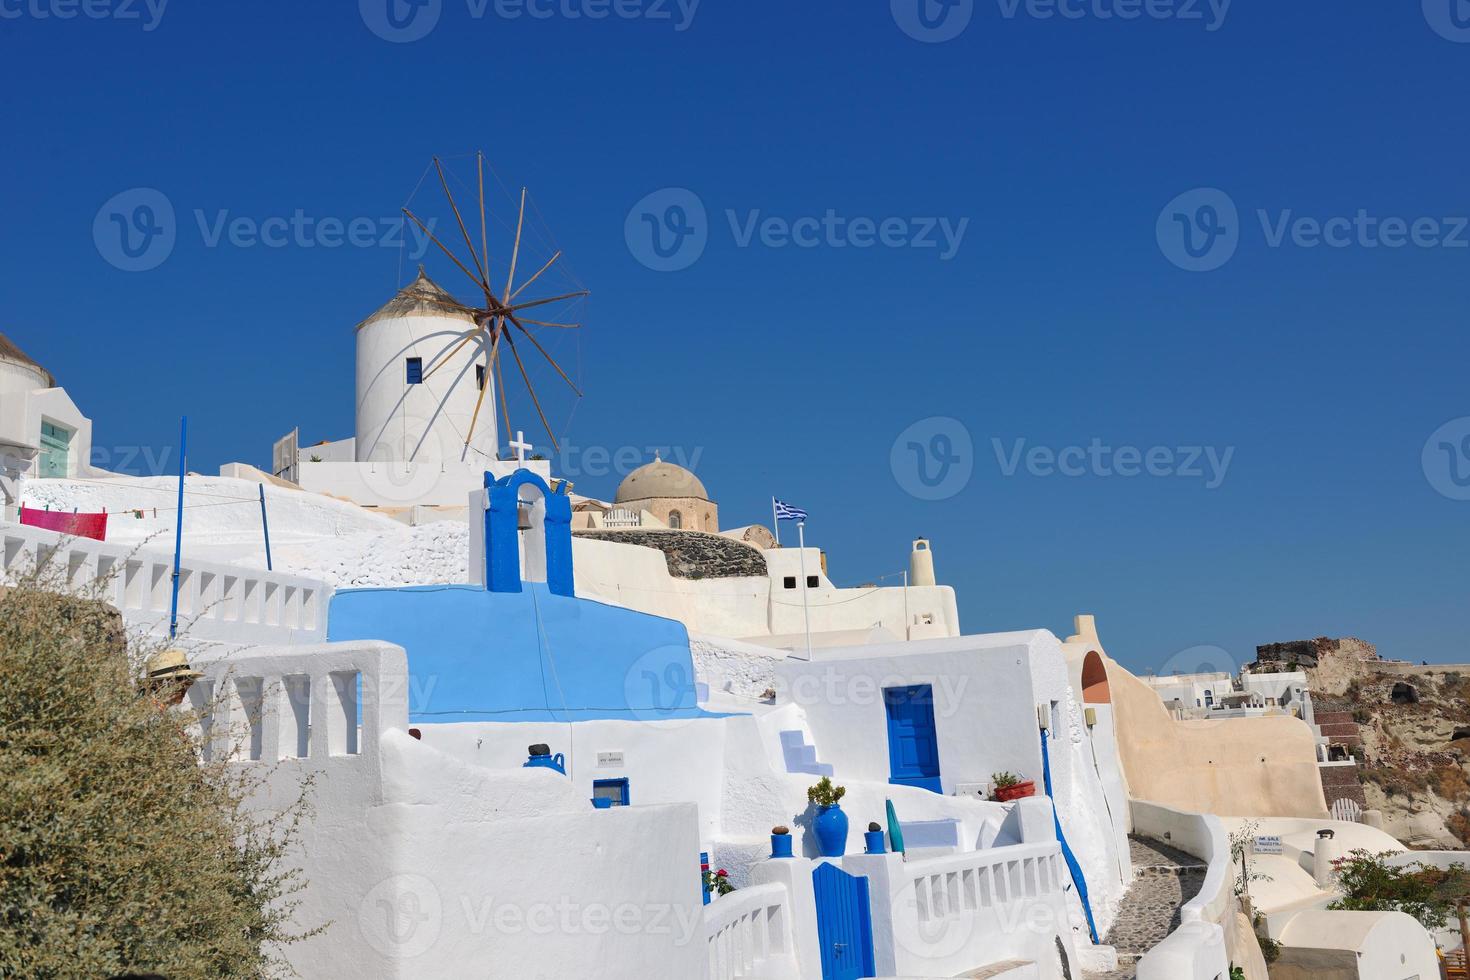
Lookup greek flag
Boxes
[773,498,808,522]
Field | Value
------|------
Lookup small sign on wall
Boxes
[1253,835,1283,855]
[597,751,625,768]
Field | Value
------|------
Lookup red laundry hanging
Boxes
[20,506,108,541]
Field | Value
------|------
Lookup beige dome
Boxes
[616,453,709,503]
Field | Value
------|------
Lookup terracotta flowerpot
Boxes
[993,780,1037,802]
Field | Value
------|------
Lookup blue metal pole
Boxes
[258,483,273,571]
[168,416,186,638]
[1041,727,1100,944]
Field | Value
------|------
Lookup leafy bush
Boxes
[806,776,846,808]
[991,771,1022,789]
[1327,849,1453,932]
[0,573,316,978]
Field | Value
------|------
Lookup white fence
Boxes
[886,840,1074,978]
[0,520,330,646]
[906,840,1066,926]
[192,641,408,767]
[1130,801,1233,980]
[704,882,798,980]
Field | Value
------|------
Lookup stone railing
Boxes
[0,520,329,646]
[1130,801,1233,980]
[704,882,798,980]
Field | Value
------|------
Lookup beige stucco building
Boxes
[614,453,718,532]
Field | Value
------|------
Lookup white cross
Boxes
[509,431,532,464]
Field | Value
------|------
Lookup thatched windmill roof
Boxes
[0,333,54,386]
[356,266,476,331]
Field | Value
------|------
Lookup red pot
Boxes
[993,781,1037,802]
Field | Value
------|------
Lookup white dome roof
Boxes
[615,454,709,503]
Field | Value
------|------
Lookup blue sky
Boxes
[2,0,1468,673]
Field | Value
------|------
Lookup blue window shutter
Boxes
[406,357,423,384]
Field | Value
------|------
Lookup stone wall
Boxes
[573,529,767,579]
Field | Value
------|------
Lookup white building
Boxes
[0,333,97,519]
[268,268,548,509]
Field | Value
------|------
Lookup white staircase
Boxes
[778,730,833,777]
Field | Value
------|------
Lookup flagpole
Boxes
[771,497,781,547]
[797,520,813,661]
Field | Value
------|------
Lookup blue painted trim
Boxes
[812,862,876,980]
[168,416,186,639]
[258,483,272,571]
[1041,727,1100,944]
[883,684,942,794]
[592,777,630,806]
[483,469,575,597]
[327,583,740,724]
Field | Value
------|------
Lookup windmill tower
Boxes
[355,267,499,464]
[357,153,588,467]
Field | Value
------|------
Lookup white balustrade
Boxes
[0,521,329,645]
[704,882,798,980]
[904,840,1065,928]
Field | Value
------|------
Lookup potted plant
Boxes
[990,771,1036,802]
[770,824,793,859]
[807,777,849,857]
[864,821,886,854]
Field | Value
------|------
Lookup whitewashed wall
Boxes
[0,520,329,646]
[199,641,709,980]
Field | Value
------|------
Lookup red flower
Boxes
[716,869,729,877]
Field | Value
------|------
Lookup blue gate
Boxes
[812,862,876,980]
[884,684,942,793]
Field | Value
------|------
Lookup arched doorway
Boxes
[1082,651,1111,704]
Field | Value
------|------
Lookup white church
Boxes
[0,255,1448,980]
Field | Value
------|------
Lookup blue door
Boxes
[885,684,941,793]
[813,862,875,980]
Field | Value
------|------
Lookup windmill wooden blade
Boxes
[478,153,489,295]
[463,328,502,448]
[435,156,490,296]
[402,207,487,296]
[508,315,582,397]
[423,323,488,382]
[503,326,558,452]
[504,290,591,315]
[508,250,561,302]
[516,318,580,329]
[494,350,512,452]
[503,188,526,303]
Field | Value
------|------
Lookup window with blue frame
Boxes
[592,778,630,807]
[405,357,423,384]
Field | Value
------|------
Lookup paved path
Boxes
[1083,836,1208,980]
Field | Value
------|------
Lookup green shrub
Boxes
[0,573,316,978]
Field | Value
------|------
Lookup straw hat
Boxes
[145,648,203,682]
